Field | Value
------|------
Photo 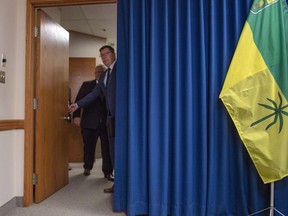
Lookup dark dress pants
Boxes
[108,136,115,166]
[81,127,113,175]
[106,116,115,166]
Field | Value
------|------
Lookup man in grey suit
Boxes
[69,45,117,193]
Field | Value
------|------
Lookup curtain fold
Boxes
[115,0,288,215]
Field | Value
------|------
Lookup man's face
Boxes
[94,67,104,80]
[100,48,116,67]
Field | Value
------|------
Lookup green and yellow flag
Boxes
[219,0,288,183]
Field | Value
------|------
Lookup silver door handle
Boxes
[63,115,71,121]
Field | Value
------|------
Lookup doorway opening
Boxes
[25,0,117,207]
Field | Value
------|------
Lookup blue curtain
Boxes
[115,0,288,215]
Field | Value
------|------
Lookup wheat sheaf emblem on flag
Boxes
[251,92,288,133]
[251,0,278,13]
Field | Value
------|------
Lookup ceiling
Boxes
[58,3,117,46]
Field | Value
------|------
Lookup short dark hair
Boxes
[99,45,115,53]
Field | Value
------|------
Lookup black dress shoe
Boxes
[83,169,90,176]
[104,174,114,182]
[104,185,114,193]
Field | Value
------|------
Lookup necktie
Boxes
[106,68,111,88]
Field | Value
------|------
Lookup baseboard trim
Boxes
[0,197,23,215]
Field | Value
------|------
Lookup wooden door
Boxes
[68,57,98,162]
[34,10,69,203]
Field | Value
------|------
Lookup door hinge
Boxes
[33,98,39,110]
[34,26,39,37]
[33,173,38,185]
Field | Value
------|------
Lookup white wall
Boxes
[0,0,26,207]
[69,31,107,64]
[0,2,108,207]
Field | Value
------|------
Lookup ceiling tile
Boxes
[60,6,85,20]
[61,20,93,35]
[81,4,117,20]
[58,3,117,45]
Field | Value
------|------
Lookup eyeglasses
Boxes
[100,51,112,58]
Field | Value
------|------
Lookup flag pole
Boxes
[248,182,285,216]
[270,182,275,216]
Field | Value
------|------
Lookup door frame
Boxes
[25,0,117,207]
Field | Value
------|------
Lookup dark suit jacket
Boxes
[105,63,116,117]
[77,63,117,118]
[73,80,107,129]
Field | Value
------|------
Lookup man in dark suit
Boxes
[73,64,113,181]
[69,45,117,193]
